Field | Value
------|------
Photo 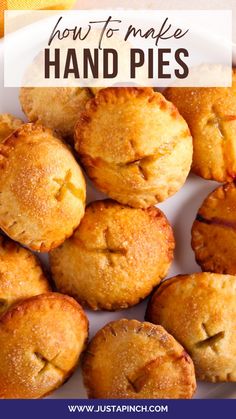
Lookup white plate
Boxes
[0,39,236,400]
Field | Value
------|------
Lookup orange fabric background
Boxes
[0,1,7,37]
[0,0,76,37]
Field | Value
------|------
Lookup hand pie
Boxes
[146,273,236,382]
[50,199,174,310]
[0,123,86,252]
[0,235,50,316]
[164,69,236,182]
[82,319,196,399]
[192,181,236,274]
[75,87,193,208]
[0,293,88,399]
[0,114,23,142]
[20,87,95,143]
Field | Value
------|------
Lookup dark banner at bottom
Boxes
[0,399,235,419]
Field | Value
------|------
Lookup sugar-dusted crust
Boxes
[20,87,94,143]
[146,273,236,382]
[0,114,23,143]
[82,319,196,399]
[0,292,88,399]
[50,199,174,310]
[164,69,236,182]
[0,235,50,316]
[0,123,86,252]
[192,181,236,274]
[74,87,193,208]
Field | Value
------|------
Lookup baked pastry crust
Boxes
[82,319,196,399]
[164,69,236,182]
[146,273,236,382]
[192,182,236,274]
[75,87,193,208]
[0,292,88,399]
[0,114,23,142]
[50,199,174,310]
[0,123,86,252]
[0,235,50,316]
[20,87,94,142]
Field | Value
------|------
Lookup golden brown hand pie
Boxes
[0,235,50,316]
[192,182,236,274]
[75,87,193,208]
[20,87,94,142]
[82,319,196,399]
[0,123,86,252]
[146,273,236,382]
[0,114,23,142]
[0,293,88,399]
[164,69,236,182]
[50,199,174,310]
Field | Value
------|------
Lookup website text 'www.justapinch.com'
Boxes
[68,404,168,413]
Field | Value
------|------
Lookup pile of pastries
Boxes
[0,71,235,399]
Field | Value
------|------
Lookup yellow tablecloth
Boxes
[0,0,76,37]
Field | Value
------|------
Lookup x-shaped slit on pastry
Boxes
[126,351,190,394]
[54,170,83,201]
[126,374,147,393]
[195,323,225,354]
[124,150,168,181]
[207,106,236,139]
[123,157,150,181]
[98,227,127,266]
[98,247,127,265]
[74,234,127,266]
[126,357,162,393]
[34,352,65,375]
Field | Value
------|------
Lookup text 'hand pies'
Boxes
[0,293,88,399]
[164,69,236,182]
[0,123,86,252]
[192,181,236,274]
[0,235,50,316]
[50,199,174,310]
[75,87,193,208]
[146,273,236,382]
[82,319,196,399]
